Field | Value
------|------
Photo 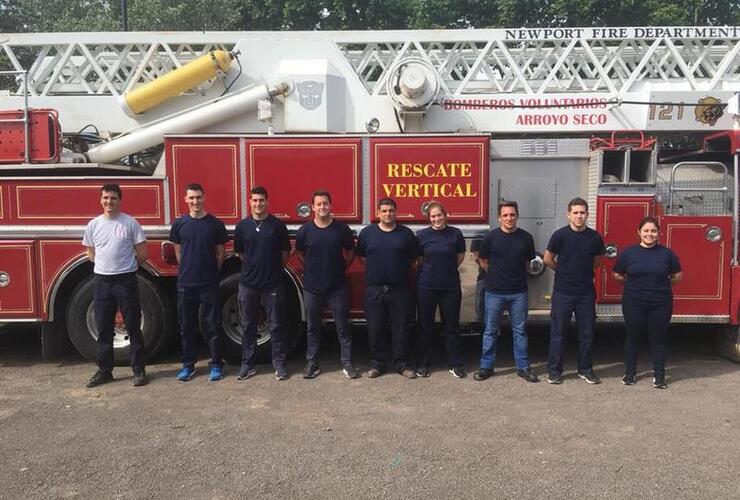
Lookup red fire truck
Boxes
[0,27,738,364]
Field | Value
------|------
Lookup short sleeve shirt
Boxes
[546,226,605,295]
[296,220,354,294]
[169,213,228,288]
[479,228,536,293]
[233,215,290,290]
[416,225,466,290]
[613,244,681,305]
[82,212,146,275]
[357,224,417,287]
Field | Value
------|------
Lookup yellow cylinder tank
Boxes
[119,50,233,115]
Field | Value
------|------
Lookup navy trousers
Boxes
[304,286,353,366]
[548,291,596,377]
[365,285,412,372]
[238,284,288,371]
[177,283,222,368]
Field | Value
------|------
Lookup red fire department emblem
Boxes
[694,96,723,126]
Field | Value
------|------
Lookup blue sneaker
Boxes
[208,365,224,382]
[176,366,195,382]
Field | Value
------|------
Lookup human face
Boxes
[100,190,121,217]
[498,206,518,232]
[250,194,268,219]
[377,203,397,227]
[567,204,588,231]
[639,222,659,247]
[429,207,447,230]
[185,189,205,216]
[312,195,332,220]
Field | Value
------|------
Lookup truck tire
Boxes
[716,326,740,363]
[212,273,302,365]
[66,274,173,365]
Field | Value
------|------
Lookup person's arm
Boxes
[612,272,626,283]
[174,244,181,264]
[479,257,489,272]
[295,250,304,264]
[281,250,289,267]
[344,247,356,268]
[543,250,557,270]
[593,255,601,269]
[215,244,225,270]
[135,241,148,265]
[670,271,683,285]
[85,246,95,263]
[457,252,465,267]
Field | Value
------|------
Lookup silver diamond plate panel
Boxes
[491,139,589,158]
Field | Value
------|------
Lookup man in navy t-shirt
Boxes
[474,200,539,383]
[169,183,228,382]
[357,198,418,379]
[543,197,605,385]
[233,186,291,381]
[296,190,358,379]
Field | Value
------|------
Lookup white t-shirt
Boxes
[82,212,146,275]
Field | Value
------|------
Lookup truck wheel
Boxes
[66,274,173,365]
[213,273,302,365]
[716,326,740,363]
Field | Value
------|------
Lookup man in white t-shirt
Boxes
[82,184,148,387]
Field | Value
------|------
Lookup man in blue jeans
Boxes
[295,190,358,379]
[233,186,291,381]
[543,197,605,385]
[474,200,539,383]
[169,183,228,382]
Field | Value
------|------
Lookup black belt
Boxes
[368,284,406,293]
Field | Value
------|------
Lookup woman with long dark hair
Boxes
[613,216,682,388]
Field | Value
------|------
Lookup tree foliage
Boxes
[1,0,737,32]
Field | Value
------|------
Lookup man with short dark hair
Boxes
[474,200,539,383]
[357,198,418,379]
[296,190,358,379]
[83,184,148,387]
[169,183,228,382]
[544,197,605,385]
[233,186,291,381]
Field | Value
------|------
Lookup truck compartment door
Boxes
[0,241,39,319]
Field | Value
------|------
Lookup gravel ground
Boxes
[0,324,737,499]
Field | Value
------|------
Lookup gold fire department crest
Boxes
[694,96,723,126]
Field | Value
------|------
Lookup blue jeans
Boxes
[304,286,353,366]
[238,284,287,371]
[480,291,530,371]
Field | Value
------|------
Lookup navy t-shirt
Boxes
[169,213,228,288]
[296,220,354,294]
[479,228,536,293]
[416,226,466,290]
[233,215,290,290]
[357,224,417,287]
[547,226,605,295]
[613,244,681,305]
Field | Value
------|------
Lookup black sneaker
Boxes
[86,370,113,388]
[275,367,289,381]
[342,364,360,379]
[236,367,257,380]
[416,365,431,378]
[132,371,148,387]
[366,368,382,379]
[449,367,467,379]
[517,369,539,383]
[547,374,563,385]
[303,363,321,379]
[401,368,417,379]
[578,371,601,385]
[653,377,667,389]
[473,368,493,381]
[622,376,636,386]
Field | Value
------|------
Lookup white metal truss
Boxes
[1,27,738,96]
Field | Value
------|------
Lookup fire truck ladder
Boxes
[1,28,738,97]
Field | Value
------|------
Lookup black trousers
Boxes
[622,296,672,380]
[416,287,463,369]
[177,283,222,368]
[94,272,146,373]
[304,287,353,366]
[365,285,411,372]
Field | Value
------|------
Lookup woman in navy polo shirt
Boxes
[613,216,682,389]
[415,201,467,378]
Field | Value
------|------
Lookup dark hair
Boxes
[638,216,660,231]
[567,197,588,212]
[101,183,122,199]
[378,197,397,209]
[425,200,447,217]
[498,200,518,215]
[312,190,332,204]
[250,186,268,198]
[185,183,204,194]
